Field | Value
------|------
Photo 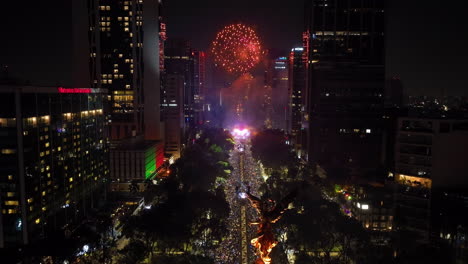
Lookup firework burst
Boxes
[211,23,262,74]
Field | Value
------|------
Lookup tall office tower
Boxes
[288,47,307,156]
[93,0,162,141]
[305,0,385,178]
[164,75,185,159]
[0,86,108,248]
[165,39,194,127]
[271,56,289,131]
[304,0,385,64]
[192,51,206,126]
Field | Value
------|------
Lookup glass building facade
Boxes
[0,86,109,247]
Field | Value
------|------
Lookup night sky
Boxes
[164,0,305,54]
[1,0,467,96]
[166,0,468,96]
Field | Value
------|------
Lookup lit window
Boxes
[1,149,16,154]
[118,54,123,58]
[366,129,371,134]
[35,218,41,224]
[362,204,369,210]
[113,69,119,73]
[105,6,111,11]
[4,200,19,206]
[8,175,13,180]
[114,64,119,68]
[27,198,33,203]
[125,84,131,89]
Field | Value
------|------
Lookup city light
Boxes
[57,87,92,94]
[232,128,251,139]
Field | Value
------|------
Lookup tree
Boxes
[250,129,295,171]
[118,240,146,264]
[118,127,232,261]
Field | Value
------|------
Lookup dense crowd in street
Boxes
[215,140,265,264]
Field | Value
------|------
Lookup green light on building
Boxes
[145,148,156,180]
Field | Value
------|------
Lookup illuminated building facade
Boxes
[272,57,289,131]
[92,0,162,141]
[163,75,185,159]
[393,118,468,244]
[110,137,164,182]
[0,85,108,248]
[350,184,394,243]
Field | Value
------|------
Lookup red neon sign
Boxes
[57,87,92,94]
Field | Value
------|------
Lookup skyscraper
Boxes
[165,38,194,127]
[271,56,289,131]
[192,51,206,126]
[304,0,385,64]
[92,0,162,141]
[288,47,307,156]
[0,86,108,248]
[164,74,185,159]
[305,0,385,178]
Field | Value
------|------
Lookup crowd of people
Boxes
[214,140,266,263]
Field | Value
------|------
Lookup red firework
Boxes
[211,23,262,74]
